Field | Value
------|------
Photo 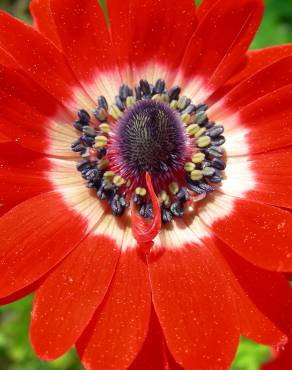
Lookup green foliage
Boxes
[0,0,291,369]
[0,296,84,370]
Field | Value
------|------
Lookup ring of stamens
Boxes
[71,79,226,223]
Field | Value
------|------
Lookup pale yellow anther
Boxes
[195,127,207,138]
[191,152,205,164]
[186,124,200,136]
[126,96,136,108]
[152,94,163,101]
[184,162,195,172]
[135,187,147,196]
[97,158,109,170]
[177,96,188,110]
[170,100,178,109]
[181,113,191,125]
[195,111,207,125]
[158,191,170,206]
[190,170,203,181]
[99,123,110,134]
[197,136,211,148]
[103,171,115,181]
[161,94,170,104]
[109,104,123,120]
[158,191,168,202]
[113,175,126,187]
[94,135,108,148]
[169,182,179,195]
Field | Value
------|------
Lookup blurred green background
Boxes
[0,0,291,369]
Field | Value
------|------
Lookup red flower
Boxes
[0,0,292,369]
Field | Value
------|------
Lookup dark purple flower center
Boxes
[71,79,227,223]
[114,100,187,177]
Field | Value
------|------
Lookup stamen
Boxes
[132,173,161,244]
[71,78,227,227]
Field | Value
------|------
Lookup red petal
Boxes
[221,150,292,209]
[0,158,52,208]
[0,12,82,105]
[0,132,9,143]
[196,0,218,20]
[148,244,240,369]
[129,308,183,370]
[209,54,292,119]
[132,173,161,245]
[77,249,151,370]
[0,276,46,306]
[215,238,292,346]
[30,232,120,360]
[180,0,263,99]
[107,0,197,77]
[229,44,292,85]
[30,0,61,49]
[224,84,292,156]
[50,0,120,91]
[0,65,75,154]
[263,340,292,370]
[204,196,292,271]
[0,192,89,298]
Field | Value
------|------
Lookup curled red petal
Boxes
[132,172,161,245]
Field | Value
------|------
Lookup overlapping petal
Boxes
[180,0,264,101]
[148,238,240,369]
[30,228,120,360]
[77,248,151,370]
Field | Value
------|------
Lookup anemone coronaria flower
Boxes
[0,0,292,369]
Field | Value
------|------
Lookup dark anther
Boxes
[178,96,191,111]
[85,169,101,182]
[115,95,125,111]
[94,107,107,122]
[170,201,184,217]
[139,79,151,95]
[196,103,208,113]
[78,109,90,124]
[73,121,85,131]
[154,79,165,94]
[162,208,173,223]
[133,193,143,205]
[76,159,91,172]
[72,143,86,152]
[176,187,189,202]
[212,158,226,170]
[82,126,96,137]
[206,146,223,158]
[186,175,206,194]
[97,187,107,200]
[96,147,107,159]
[168,86,181,101]
[81,135,95,147]
[71,138,81,149]
[111,195,125,216]
[209,175,222,183]
[140,203,153,218]
[97,95,108,111]
[206,125,224,138]
[182,104,197,115]
[205,121,215,129]
[201,161,213,170]
[119,84,133,101]
[119,196,129,208]
[197,181,214,193]
[211,136,226,146]
[196,112,208,127]
[135,86,142,100]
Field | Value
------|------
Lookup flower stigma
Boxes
[71,79,226,226]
